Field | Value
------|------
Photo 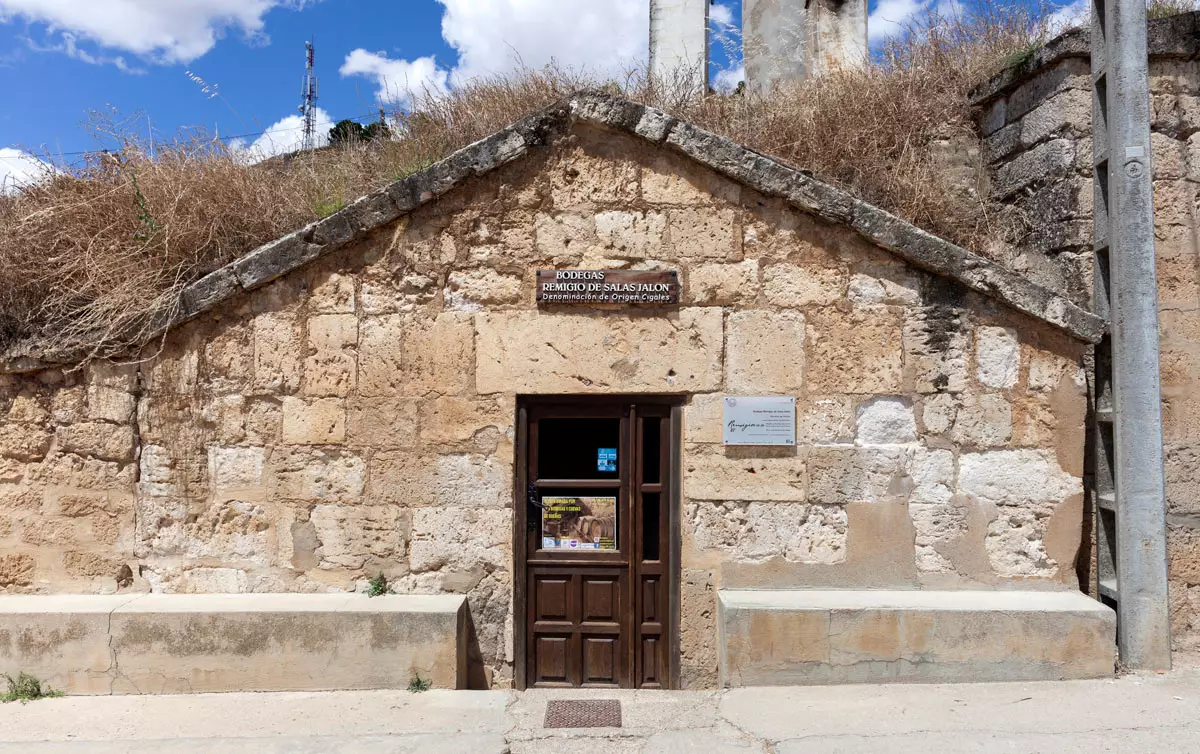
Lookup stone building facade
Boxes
[1,95,1109,688]
[972,11,1200,653]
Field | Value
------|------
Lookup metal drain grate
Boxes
[544,699,622,728]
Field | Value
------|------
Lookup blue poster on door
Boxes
[597,448,617,472]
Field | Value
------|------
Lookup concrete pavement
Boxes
[4,660,1200,752]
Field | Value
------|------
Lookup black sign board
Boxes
[536,269,681,305]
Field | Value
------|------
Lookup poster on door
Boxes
[541,496,617,551]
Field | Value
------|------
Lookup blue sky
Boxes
[0,0,1083,185]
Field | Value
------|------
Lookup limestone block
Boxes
[684,393,725,444]
[202,323,254,395]
[921,393,958,435]
[807,446,906,504]
[50,386,87,425]
[806,306,903,394]
[173,567,248,593]
[20,517,81,546]
[975,326,1020,389]
[685,444,805,502]
[86,385,136,423]
[208,446,266,492]
[763,263,846,308]
[307,314,357,351]
[310,272,356,314]
[302,352,356,398]
[359,275,437,315]
[594,211,666,258]
[951,393,1013,448]
[726,310,805,394]
[310,505,409,569]
[718,589,1115,686]
[281,397,346,445]
[687,260,759,306]
[907,448,965,573]
[641,155,741,207]
[903,307,969,394]
[409,507,511,573]
[359,313,474,398]
[30,453,135,491]
[445,270,524,311]
[534,213,596,265]
[62,551,128,580]
[56,422,135,463]
[253,312,302,394]
[0,459,26,484]
[346,396,419,449]
[0,424,52,461]
[855,397,917,445]
[100,594,466,692]
[368,452,510,508]
[6,393,49,424]
[270,448,366,504]
[959,449,1080,507]
[475,309,723,394]
[798,397,855,445]
[689,501,847,564]
[141,500,271,564]
[0,553,35,586]
[667,208,740,261]
[548,146,639,208]
[847,267,921,307]
[0,487,40,513]
[1027,349,1074,393]
[1167,443,1200,515]
[418,396,512,446]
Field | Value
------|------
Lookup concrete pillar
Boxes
[744,0,807,93]
[807,0,868,77]
[744,0,868,93]
[649,0,709,89]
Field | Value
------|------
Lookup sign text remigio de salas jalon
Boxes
[536,269,680,305]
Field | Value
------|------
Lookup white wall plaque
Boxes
[722,396,796,446]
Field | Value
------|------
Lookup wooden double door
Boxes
[516,399,679,689]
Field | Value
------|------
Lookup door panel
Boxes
[520,400,675,689]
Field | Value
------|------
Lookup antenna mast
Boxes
[299,38,318,151]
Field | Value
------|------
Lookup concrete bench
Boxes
[719,589,1115,687]
[0,593,467,694]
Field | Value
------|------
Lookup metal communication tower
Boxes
[1090,0,1171,669]
[299,38,319,152]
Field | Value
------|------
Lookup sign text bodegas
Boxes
[536,269,680,305]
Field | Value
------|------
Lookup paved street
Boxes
[4,661,1200,753]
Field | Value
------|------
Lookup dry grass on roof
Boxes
[0,1,1068,364]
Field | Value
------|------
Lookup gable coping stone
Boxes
[1,93,1104,373]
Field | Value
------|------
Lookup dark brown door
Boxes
[517,399,675,689]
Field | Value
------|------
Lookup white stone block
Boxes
[975,326,1020,388]
[855,397,917,445]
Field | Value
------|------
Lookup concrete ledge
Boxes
[718,589,1115,687]
[0,594,467,695]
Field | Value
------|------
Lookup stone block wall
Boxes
[973,13,1200,653]
[0,120,1089,688]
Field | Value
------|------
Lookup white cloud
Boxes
[868,0,930,43]
[231,107,333,163]
[1048,0,1089,34]
[340,0,650,108]
[339,50,450,108]
[713,65,744,93]
[439,0,648,84]
[0,0,312,65]
[0,147,53,193]
[710,2,735,28]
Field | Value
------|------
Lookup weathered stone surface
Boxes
[726,310,805,394]
[808,446,906,504]
[208,446,265,492]
[281,397,346,445]
[763,263,846,308]
[346,397,418,448]
[270,448,366,504]
[368,452,511,509]
[56,422,135,463]
[951,393,1014,448]
[0,424,52,461]
[359,313,474,397]
[689,502,847,564]
[855,397,917,445]
[806,307,903,394]
[311,505,408,569]
[688,260,759,306]
[253,312,302,394]
[666,207,740,261]
[594,211,666,258]
[685,444,805,502]
[475,309,723,393]
[976,326,1020,389]
[409,508,510,573]
[445,269,524,310]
